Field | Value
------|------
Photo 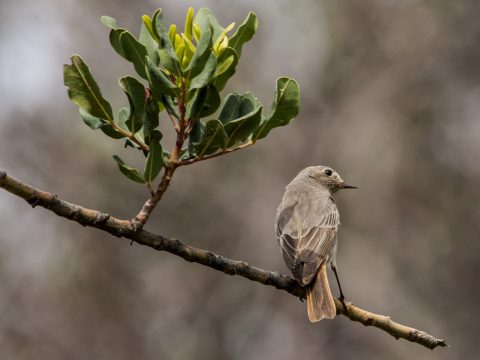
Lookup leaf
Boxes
[117,107,130,131]
[100,16,118,29]
[146,57,181,99]
[79,109,125,139]
[186,87,209,122]
[143,90,159,145]
[120,31,148,79]
[144,135,164,182]
[139,21,159,65]
[229,12,257,58]
[109,29,127,58]
[224,106,262,147]
[113,155,145,183]
[194,8,224,43]
[193,119,227,156]
[152,9,179,64]
[185,22,213,79]
[119,76,145,134]
[200,85,221,117]
[213,47,238,92]
[213,54,234,78]
[64,55,114,122]
[100,18,128,59]
[184,7,194,41]
[219,93,263,147]
[158,48,182,76]
[142,15,156,40]
[161,94,179,120]
[189,53,217,90]
[253,77,300,140]
[79,108,105,130]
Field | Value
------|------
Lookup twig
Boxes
[177,141,255,166]
[0,169,448,350]
[130,82,188,230]
[111,123,149,153]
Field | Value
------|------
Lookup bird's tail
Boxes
[306,262,336,322]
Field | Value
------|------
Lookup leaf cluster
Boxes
[64,7,300,186]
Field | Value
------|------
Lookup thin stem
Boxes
[130,80,188,230]
[111,123,149,152]
[166,110,180,132]
[177,141,255,166]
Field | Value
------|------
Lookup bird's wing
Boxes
[276,191,339,286]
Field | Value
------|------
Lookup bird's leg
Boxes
[331,264,347,312]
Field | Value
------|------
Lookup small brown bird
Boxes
[275,166,356,322]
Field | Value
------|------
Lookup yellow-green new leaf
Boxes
[184,7,194,41]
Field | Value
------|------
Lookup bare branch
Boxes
[0,169,448,350]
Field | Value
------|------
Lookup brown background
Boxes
[1,0,478,359]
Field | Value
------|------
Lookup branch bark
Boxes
[0,170,448,350]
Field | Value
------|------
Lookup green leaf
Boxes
[108,29,127,58]
[120,31,148,79]
[219,93,263,147]
[213,47,238,92]
[161,94,179,120]
[79,109,125,139]
[117,107,130,131]
[189,53,217,90]
[186,87,208,121]
[152,9,179,63]
[119,76,145,134]
[100,16,118,29]
[100,18,128,59]
[64,55,114,122]
[200,85,221,117]
[146,57,181,99]
[143,90,160,145]
[213,54,234,78]
[194,8,224,42]
[185,23,213,79]
[79,108,105,130]
[144,135,164,182]
[186,85,221,120]
[253,77,300,140]
[113,155,145,183]
[229,12,257,58]
[193,119,227,156]
[158,49,182,76]
[139,21,159,65]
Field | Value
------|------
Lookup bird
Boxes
[275,166,356,322]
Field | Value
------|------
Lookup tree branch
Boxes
[0,169,448,350]
[177,141,255,166]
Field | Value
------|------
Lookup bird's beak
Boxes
[340,182,358,189]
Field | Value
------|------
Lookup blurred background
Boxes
[1,0,478,359]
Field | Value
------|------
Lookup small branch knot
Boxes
[27,196,40,208]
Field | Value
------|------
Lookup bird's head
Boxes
[301,166,357,193]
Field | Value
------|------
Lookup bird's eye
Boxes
[324,169,333,177]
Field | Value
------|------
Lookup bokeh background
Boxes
[1,0,479,359]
